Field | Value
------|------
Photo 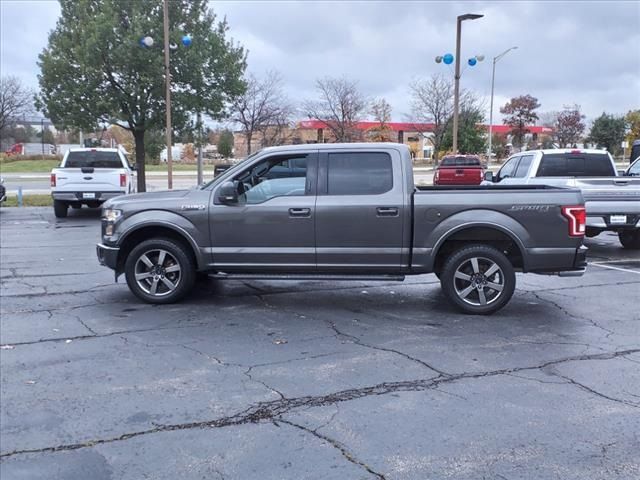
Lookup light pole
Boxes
[453,13,483,154]
[162,0,173,190]
[487,46,518,159]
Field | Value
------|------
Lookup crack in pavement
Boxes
[244,366,287,400]
[531,291,616,337]
[327,320,449,376]
[2,348,638,460]
[0,322,212,348]
[275,418,386,479]
[547,371,640,408]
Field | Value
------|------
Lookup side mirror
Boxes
[484,171,495,182]
[130,164,137,171]
[617,169,627,176]
[217,181,238,204]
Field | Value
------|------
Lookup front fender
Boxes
[114,210,208,269]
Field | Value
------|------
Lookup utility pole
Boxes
[197,112,203,186]
[163,0,173,189]
[452,13,483,154]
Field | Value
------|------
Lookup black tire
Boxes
[53,200,68,218]
[440,244,515,315]
[619,230,640,250]
[124,237,196,304]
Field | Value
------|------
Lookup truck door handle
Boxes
[289,207,311,218]
[376,207,399,217]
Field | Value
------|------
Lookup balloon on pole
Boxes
[468,57,477,66]
[140,36,154,48]
[443,53,454,65]
[181,34,192,47]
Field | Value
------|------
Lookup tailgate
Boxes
[575,178,640,203]
[437,167,483,184]
[53,168,124,192]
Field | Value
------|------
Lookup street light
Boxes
[487,46,518,159]
[453,13,483,153]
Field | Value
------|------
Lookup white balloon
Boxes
[143,36,154,47]
[476,54,485,62]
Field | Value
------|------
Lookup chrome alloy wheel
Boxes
[453,256,505,306]
[134,249,182,297]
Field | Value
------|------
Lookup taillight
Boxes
[120,173,126,187]
[50,173,56,187]
[562,206,586,237]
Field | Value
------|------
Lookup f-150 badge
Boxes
[180,204,206,211]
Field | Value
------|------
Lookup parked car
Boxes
[434,155,484,185]
[0,177,6,204]
[50,148,136,218]
[97,143,587,315]
[5,142,56,155]
[484,149,640,249]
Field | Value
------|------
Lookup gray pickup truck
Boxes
[97,143,587,314]
[484,149,640,249]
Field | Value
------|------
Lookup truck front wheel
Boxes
[440,244,515,315]
[53,200,68,218]
[124,238,196,304]
[619,230,640,249]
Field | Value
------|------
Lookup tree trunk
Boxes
[134,129,146,193]
[246,131,252,156]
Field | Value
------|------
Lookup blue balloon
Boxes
[443,53,454,65]
[181,35,192,47]
[468,57,477,66]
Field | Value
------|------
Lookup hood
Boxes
[104,189,192,209]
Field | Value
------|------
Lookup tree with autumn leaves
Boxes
[500,94,540,148]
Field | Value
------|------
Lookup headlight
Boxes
[102,208,122,222]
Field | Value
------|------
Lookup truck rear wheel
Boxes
[53,200,68,218]
[619,230,640,249]
[440,244,515,315]
[124,238,196,304]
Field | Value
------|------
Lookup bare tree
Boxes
[303,77,368,142]
[408,74,454,159]
[260,102,296,147]
[368,98,394,142]
[231,71,291,155]
[0,76,34,141]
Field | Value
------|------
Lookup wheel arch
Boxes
[116,223,201,276]
[432,223,527,275]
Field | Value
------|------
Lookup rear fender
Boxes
[421,210,529,271]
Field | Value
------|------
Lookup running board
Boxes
[209,273,406,282]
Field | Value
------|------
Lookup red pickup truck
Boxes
[434,155,484,185]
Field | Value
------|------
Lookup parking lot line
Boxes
[589,263,640,275]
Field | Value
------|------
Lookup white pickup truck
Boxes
[50,148,136,218]
[484,149,640,249]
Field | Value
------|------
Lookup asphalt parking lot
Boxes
[1,207,639,479]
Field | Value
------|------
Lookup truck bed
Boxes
[411,184,585,274]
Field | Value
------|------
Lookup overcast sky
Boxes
[2,0,639,124]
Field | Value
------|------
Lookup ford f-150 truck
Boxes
[51,147,136,218]
[483,149,640,249]
[97,143,587,314]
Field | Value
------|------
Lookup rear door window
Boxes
[327,152,393,195]
[514,154,534,178]
[65,151,123,168]
[536,153,614,177]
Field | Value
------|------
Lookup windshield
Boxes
[65,151,123,169]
